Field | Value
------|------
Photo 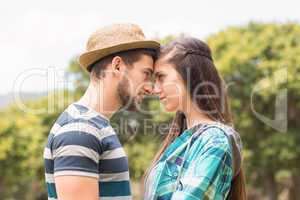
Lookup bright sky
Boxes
[0,0,299,94]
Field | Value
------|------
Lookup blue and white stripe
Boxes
[44,102,132,200]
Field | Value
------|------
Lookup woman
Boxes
[144,37,247,200]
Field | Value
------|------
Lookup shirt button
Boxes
[173,171,178,177]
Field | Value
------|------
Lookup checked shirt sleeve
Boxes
[171,127,234,200]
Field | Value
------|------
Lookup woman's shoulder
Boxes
[193,122,243,176]
[203,126,230,147]
[192,122,242,151]
[195,123,233,141]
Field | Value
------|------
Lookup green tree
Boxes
[207,22,300,200]
[0,91,73,200]
[1,23,300,200]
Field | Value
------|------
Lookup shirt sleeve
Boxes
[51,122,103,179]
[171,127,234,200]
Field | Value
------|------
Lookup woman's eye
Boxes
[155,73,165,82]
[158,75,165,80]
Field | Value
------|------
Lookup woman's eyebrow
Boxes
[154,71,161,77]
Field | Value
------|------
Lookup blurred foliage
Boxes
[0,90,75,200]
[207,22,300,199]
[0,23,300,200]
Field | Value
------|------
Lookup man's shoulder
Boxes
[55,103,108,128]
[48,103,116,143]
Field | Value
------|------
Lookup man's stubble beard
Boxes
[117,77,139,111]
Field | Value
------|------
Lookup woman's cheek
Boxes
[164,84,181,112]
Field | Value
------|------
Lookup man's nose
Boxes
[143,82,153,94]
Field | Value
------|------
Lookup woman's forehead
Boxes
[154,58,172,71]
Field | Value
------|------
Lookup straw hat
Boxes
[78,23,160,72]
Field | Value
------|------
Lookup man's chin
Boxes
[119,96,140,112]
[135,94,144,104]
[127,97,141,111]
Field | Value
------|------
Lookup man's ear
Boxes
[111,56,123,72]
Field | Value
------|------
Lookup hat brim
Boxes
[78,40,160,72]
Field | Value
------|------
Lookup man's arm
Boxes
[55,176,99,200]
[51,122,103,200]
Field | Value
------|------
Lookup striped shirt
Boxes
[144,123,243,200]
[44,102,132,200]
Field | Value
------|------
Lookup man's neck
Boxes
[77,82,121,120]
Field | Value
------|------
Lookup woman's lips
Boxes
[160,96,167,102]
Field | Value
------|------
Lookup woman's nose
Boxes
[152,83,162,95]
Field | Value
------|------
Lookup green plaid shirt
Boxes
[144,123,242,200]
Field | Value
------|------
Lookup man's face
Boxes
[117,54,154,110]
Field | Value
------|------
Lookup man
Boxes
[43,23,160,200]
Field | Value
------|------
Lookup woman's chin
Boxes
[162,102,177,112]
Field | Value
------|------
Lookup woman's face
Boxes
[153,58,188,112]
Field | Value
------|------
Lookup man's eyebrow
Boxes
[144,68,154,74]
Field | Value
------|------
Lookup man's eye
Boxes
[144,71,150,76]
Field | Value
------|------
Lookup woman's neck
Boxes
[183,103,215,129]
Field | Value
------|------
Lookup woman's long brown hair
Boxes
[150,37,247,200]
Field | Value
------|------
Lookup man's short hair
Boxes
[88,48,157,78]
